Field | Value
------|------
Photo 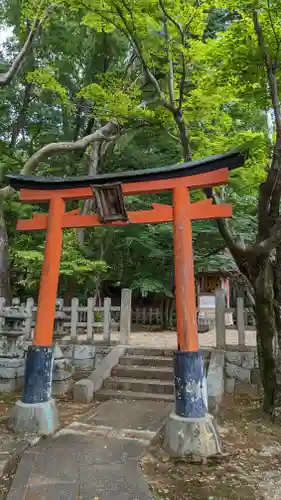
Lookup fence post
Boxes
[149,308,153,326]
[237,296,245,346]
[87,297,95,340]
[156,308,160,325]
[25,297,34,340]
[215,288,226,348]
[103,297,111,342]
[0,298,5,329]
[142,307,146,325]
[71,297,79,341]
[120,288,132,344]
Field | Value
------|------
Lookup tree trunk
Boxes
[0,209,11,302]
[253,257,277,413]
[231,249,281,418]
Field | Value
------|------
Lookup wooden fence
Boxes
[131,295,256,332]
[1,288,255,347]
[215,289,255,347]
[131,307,174,327]
[4,289,132,344]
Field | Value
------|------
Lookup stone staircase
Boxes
[97,347,175,402]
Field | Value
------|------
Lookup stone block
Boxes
[62,344,95,370]
[225,362,251,383]
[15,377,24,391]
[0,378,17,392]
[0,357,25,393]
[0,357,25,378]
[73,379,94,404]
[9,398,60,436]
[207,350,224,416]
[53,359,74,381]
[89,345,127,393]
[52,378,73,396]
[241,352,255,370]
[163,411,222,457]
[61,345,73,359]
[251,368,261,386]
[225,377,236,394]
[74,357,95,370]
[225,352,242,366]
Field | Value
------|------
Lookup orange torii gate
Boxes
[7,148,246,437]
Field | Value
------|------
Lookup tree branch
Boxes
[253,10,281,136]
[253,11,281,240]
[0,2,54,89]
[266,0,281,68]
[159,2,175,107]
[249,215,281,256]
[10,82,33,147]
[158,0,187,110]
[211,189,281,258]
[0,122,119,200]
[112,2,175,113]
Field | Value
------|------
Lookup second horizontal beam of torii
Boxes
[17,199,231,231]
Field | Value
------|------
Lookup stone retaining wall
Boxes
[224,347,260,394]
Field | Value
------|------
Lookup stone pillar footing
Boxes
[163,411,222,458]
[9,398,60,436]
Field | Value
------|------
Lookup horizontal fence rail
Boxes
[1,289,132,345]
[0,288,255,348]
[131,300,255,330]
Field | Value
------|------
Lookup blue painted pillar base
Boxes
[174,350,207,418]
[9,345,60,435]
[23,345,54,404]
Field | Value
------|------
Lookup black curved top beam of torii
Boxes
[6,147,247,191]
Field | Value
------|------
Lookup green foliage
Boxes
[26,67,69,103]
[10,229,108,297]
[1,0,277,302]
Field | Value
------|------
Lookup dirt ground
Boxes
[141,385,281,500]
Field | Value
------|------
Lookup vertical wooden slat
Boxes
[148,308,153,326]
[136,308,140,325]
[156,308,160,324]
[25,297,34,340]
[120,289,132,344]
[142,308,146,325]
[0,298,5,329]
[71,297,79,341]
[103,297,111,343]
[215,289,226,348]
[87,297,94,340]
[237,297,245,346]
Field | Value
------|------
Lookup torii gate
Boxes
[7,148,246,437]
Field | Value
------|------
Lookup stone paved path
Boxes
[70,328,256,349]
[128,328,256,348]
[6,400,172,500]
[65,327,256,349]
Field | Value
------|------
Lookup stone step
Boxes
[125,347,176,357]
[111,365,173,380]
[96,389,174,402]
[103,376,174,395]
[125,346,210,359]
[119,355,173,368]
